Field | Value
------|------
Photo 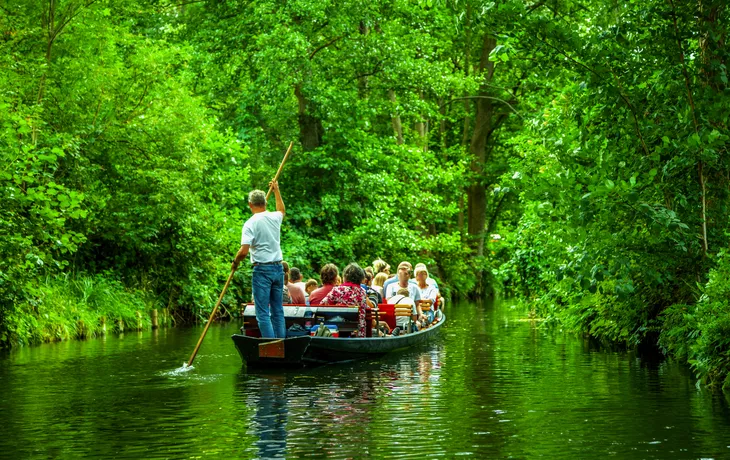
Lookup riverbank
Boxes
[1,275,155,347]
[515,250,730,391]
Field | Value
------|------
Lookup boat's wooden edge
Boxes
[231,313,446,343]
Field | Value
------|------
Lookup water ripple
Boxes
[1,303,730,459]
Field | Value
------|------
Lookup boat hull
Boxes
[231,313,445,367]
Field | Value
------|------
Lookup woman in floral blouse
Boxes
[321,263,368,337]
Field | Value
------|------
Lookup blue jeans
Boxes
[252,264,285,338]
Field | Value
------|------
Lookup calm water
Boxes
[1,299,730,459]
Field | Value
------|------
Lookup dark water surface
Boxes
[2,299,730,459]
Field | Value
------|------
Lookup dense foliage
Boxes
[496,0,730,388]
[1,0,728,387]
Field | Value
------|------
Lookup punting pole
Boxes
[185,269,236,368]
[266,141,294,201]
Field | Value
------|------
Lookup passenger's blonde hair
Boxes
[373,272,388,288]
[372,259,390,274]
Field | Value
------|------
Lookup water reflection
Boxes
[243,373,289,459]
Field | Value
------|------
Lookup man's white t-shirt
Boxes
[385,282,421,301]
[241,211,283,263]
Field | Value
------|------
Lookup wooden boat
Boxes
[231,304,445,367]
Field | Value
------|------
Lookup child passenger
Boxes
[304,279,318,306]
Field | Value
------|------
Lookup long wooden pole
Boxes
[186,269,236,367]
[266,141,294,201]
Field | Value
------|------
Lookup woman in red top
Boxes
[321,263,368,337]
[308,264,338,306]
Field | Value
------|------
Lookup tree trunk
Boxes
[438,96,447,150]
[467,33,497,259]
[414,91,426,150]
[35,0,92,143]
[458,194,465,242]
[461,3,472,148]
[698,2,725,91]
[457,3,472,245]
[295,83,322,151]
[669,0,710,254]
[388,89,404,145]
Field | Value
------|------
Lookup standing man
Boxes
[232,181,286,338]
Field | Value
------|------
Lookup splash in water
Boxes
[162,363,194,376]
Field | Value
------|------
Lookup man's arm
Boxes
[270,180,285,217]
[232,244,250,270]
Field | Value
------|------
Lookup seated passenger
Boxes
[372,259,390,276]
[413,263,439,288]
[364,266,375,280]
[281,261,292,303]
[414,265,437,323]
[414,263,444,309]
[321,263,368,338]
[372,272,387,298]
[382,261,419,299]
[305,279,318,295]
[309,264,339,306]
[289,267,307,292]
[387,287,416,334]
[361,271,382,305]
[304,279,318,306]
[372,319,391,337]
[384,264,421,302]
[283,261,306,304]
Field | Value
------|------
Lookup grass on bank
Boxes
[2,274,154,347]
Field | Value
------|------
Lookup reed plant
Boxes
[3,274,153,346]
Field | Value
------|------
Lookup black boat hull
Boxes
[231,313,445,367]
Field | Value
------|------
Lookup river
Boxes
[1,299,729,459]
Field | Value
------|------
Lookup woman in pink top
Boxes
[282,262,306,304]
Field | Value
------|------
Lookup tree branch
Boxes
[536,36,651,157]
[442,96,522,119]
[346,61,383,83]
[309,35,344,60]
[609,69,650,156]
[526,1,545,14]
[535,37,603,79]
